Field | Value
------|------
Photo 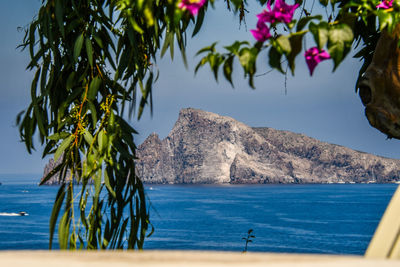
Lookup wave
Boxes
[0,212,29,216]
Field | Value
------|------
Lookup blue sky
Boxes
[1,1,400,177]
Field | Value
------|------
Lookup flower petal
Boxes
[304,47,330,76]
[376,0,393,9]
[250,22,271,42]
[179,0,207,15]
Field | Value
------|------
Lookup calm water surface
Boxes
[0,176,396,254]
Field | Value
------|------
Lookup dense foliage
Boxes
[198,0,399,89]
[17,0,398,249]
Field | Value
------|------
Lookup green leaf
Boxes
[269,46,284,73]
[378,10,394,31]
[31,67,41,102]
[104,47,117,70]
[309,22,329,49]
[328,41,345,70]
[85,38,94,67]
[66,72,76,91]
[87,100,98,126]
[128,17,144,34]
[28,22,36,59]
[176,30,188,68]
[73,33,84,62]
[143,7,154,27]
[49,184,66,249]
[117,218,129,248]
[192,7,205,37]
[58,208,71,249]
[55,0,64,37]
[55,135,73,162]
[239,48,258,75]
[83,129,94,145]
[79,189,89,230]
[276,35,292,55]
[34,106,47,137]
[47,132,70,141]
[98,130,107,152]
[296,16,322,32]
[296,15,323,32]
[287,31,306,75]
[40,162,64,185]
[329,23,354,43]
[195,56,208,74]
[223,55,234,87]
[42,140,56,158]
[40,55,50,94]
[208,53,223,81]
[16,110,25,126]
[118,115,138,134]
[224,41,249,56]
[88,77,102,101]
[161,31,173,58]
[104,171,116,198]
[138,72,154,119]
[328,23,354,69]
[93,169,102,209]
[239,47,258,89]
[319,0,329,6]
[93,33,104,48]
[196,42,217,56]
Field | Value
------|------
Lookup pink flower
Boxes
[304,47,331,76]
[250,21,272,42]
[178,0,207,15]
[257,0,300,24]
[376,0,393,9]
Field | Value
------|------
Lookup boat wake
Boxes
[0,212,29,216]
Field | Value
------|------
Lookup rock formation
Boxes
[136,108,400,184]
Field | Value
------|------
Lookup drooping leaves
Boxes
[18,0,201,250]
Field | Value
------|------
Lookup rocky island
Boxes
[41,108,400,185]
[136,108,400,184]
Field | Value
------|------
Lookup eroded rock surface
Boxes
[136,108,400,184]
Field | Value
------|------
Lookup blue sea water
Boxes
[0,176,396,254]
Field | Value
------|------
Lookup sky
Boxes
[1,1,400,178]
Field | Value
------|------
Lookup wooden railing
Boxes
[366,185,400,259]
[0,250,399,267]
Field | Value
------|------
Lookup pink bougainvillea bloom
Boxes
[257,0,300,24]
[376,0,393,9]
[304,47,331,76]
[178,0,207,15]
[250,21,272,42]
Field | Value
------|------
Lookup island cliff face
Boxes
[136,108,400,184]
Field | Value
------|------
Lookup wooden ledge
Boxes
[0,251,399,267]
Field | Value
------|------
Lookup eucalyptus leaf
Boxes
[49,184,66,249]
[73,34,84,62]
[88,77,102,101]
[55,0,64,37]
[54,135,73,162]
[85,38,94,67]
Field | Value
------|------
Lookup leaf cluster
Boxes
[18,0,208,250]
[195,0,400,86]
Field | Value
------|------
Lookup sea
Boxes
[0,174,397,255]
